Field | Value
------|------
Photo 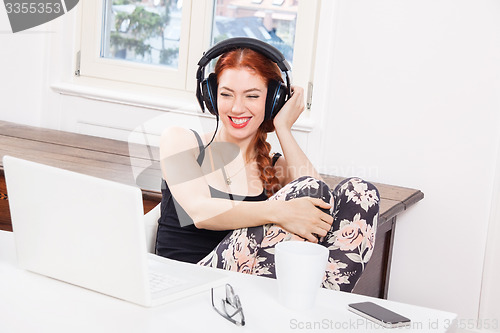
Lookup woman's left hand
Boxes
[273,86,305,132]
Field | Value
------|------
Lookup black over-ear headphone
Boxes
[196,37,291,121]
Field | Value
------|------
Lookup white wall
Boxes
[479,139,500,332]
[316,1,500,326]
[0,8,47,126]
[1,0,500,329]
[319,0,500,328]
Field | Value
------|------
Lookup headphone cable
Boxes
[203,114,219,150]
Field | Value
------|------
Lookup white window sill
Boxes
[50,80,315,132]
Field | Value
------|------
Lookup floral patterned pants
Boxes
[198,176,380,292]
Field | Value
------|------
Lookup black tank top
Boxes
[155,130,281,264]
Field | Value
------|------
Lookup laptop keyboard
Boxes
[149,271,187,293]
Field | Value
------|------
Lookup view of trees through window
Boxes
[101,0,183,68]
[101,0,298,69]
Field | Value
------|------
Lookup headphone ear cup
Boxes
[201,73,218,116]
[265,80,288,120]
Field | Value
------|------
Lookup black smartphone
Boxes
[348,302,411,328]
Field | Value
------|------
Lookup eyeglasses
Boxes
[211,284,245,326]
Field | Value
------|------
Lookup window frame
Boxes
[75,0,321,114]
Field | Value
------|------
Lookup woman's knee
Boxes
[333,177,380,212]
[286,175,333,203]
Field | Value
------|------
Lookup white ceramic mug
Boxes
[275,241,329,310]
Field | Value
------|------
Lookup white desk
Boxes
[0,231,456,333]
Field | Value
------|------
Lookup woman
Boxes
[156,45,380,292]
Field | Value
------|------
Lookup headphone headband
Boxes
[197,37,291,72]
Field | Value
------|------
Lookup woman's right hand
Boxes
[274,197,334,243]
[273,86,305,133]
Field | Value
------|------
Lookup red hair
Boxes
[214,48,282,197]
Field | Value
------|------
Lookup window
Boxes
[77,0,320,109]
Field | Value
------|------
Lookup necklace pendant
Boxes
[226,178,232,185]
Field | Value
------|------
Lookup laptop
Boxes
[3,155,227,307]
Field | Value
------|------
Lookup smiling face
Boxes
[217,67,267,142]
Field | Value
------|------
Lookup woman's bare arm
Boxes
[160,126,332,242]
[272,86,323,185]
